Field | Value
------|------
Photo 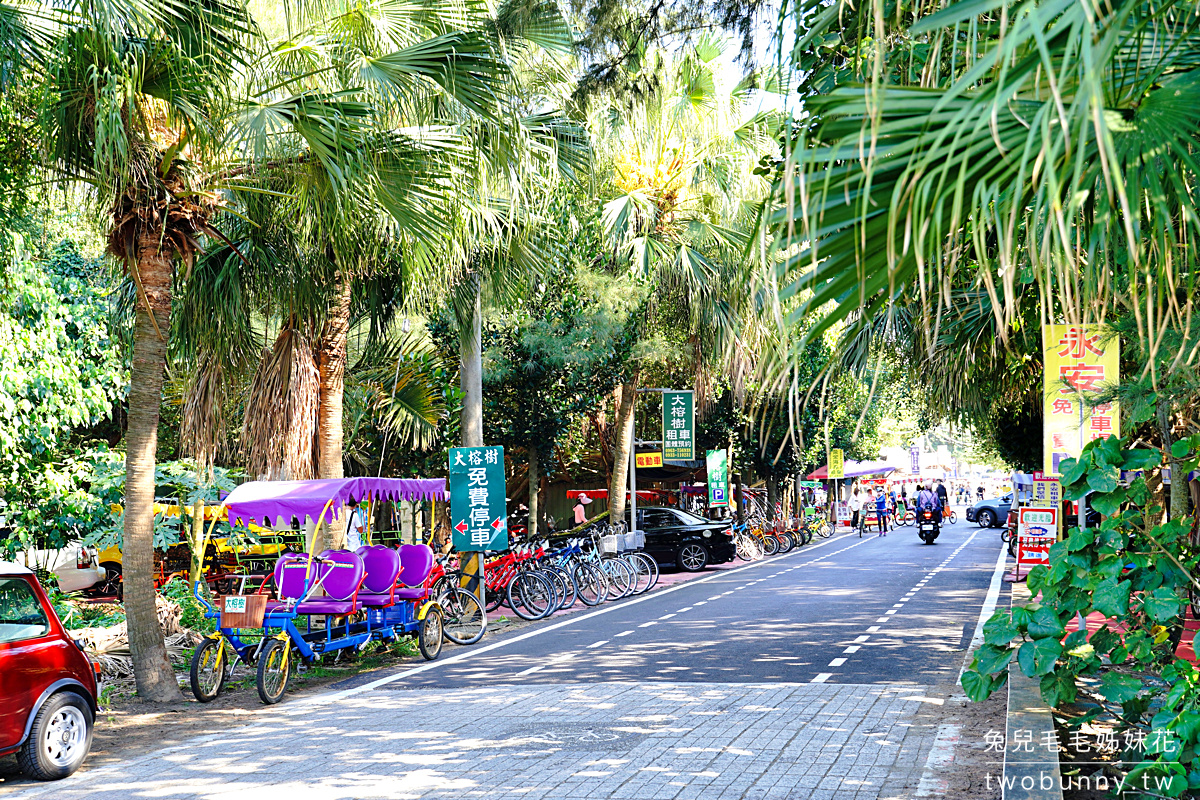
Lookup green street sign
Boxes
[449,446,508,552]
[662,390,695,461]
[706,449,729,507]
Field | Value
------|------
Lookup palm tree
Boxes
[771,0,1200,516]
[27,0,254,700]
[176,0,520,482]
[590,34,778,520]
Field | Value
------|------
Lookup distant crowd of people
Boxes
[846,479,983,533]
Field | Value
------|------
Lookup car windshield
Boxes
[0,577,50,643]
[672,509,710,525]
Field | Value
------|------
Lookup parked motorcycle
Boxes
[917,507,940,544]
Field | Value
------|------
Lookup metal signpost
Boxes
[449,446,508,555]
[706,449,729,508]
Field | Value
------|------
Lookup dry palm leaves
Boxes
[242,323,320,480]
[70,595,200,685]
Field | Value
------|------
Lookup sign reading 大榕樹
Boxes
[706,449,729,507]
[449,446,508,552]
[662,391,694,461]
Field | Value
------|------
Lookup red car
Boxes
[0,561,99,780]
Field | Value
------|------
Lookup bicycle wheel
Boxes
[631,551,659,590]
[256,638,291,705]
[776,532,796,554]
[542,567,571,612]
[508,572,554,620]
[573,562,608,606]
[602,558,634,598]
[736,535,762,561]
[759,533,779,556]
[546,565,578,610]
[190,637,226,703]
[441,588,486,645]
[817,521,833,538]
[624,554,653,594]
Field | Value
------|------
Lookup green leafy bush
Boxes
[963,435,1200,796]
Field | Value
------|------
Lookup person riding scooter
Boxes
[914,481,942,544]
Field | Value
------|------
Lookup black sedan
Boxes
[627,507,736,571]
[966,493,1013,527]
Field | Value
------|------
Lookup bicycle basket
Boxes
[599,534,620,555]
[631,530,646,549]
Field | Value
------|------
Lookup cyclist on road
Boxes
[935,480,949,512]
[875,488,889,535]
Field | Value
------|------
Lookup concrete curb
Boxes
[1003,582,1063,799]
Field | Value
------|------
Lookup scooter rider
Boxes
[915,482,942,523]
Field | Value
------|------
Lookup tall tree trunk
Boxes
[123,232,184,702]
[734,471,744,523]
[458,274,484,602]
[528,444,540,535]
[1158,399,1188,521]
[608,375,639,524]
[317,275,351,480]
[459,275,483,448]
[767,476,778,521]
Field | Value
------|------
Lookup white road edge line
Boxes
[957,536,1009,686]
[309,530,870,706]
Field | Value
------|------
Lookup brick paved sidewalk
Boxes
[8,681,944,800]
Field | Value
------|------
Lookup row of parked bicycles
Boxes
[429,527,660,622]
[731,514,834,559]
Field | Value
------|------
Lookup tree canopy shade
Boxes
[770,0,1200,385]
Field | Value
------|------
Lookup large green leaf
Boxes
[1099,672,1143,703]
[1093,579,1131,617]
[1144,589,1183,623]
[1027,606,1066,639]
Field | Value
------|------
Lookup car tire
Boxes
[18,691,93,780]
[978,510,997,528]
[676,542,709,572]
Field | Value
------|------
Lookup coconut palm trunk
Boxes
[527,444,540,534]
[607,376,639,524]
[458,274,485,601]
[122,232,185,702]
[317,276,351,480]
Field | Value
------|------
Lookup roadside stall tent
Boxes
[806,460,897,480]
[222,477,446,528]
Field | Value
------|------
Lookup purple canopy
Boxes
[224,477,446,528]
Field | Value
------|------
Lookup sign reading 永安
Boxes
[449,446,508,552]
[828,449,844,480]
[706,449,729,507]
[1043,324,1120,476]
[910,446,920,474]
[662,390,694,461]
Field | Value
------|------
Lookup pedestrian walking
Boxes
[849,487,863,530]
[874,489,888,534]
[344,497,367,550]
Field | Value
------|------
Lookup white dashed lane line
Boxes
[815,529,985,684]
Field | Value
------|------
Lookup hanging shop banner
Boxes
[800,480,821,489]
[1043,324,1120,476]
[449,446,507,552]
[662,390,695,461]
[828,448,844,480]
[635,451,663,469]
[706,449,729,507]
[1032,474,1062,509]
[910,447,921,474]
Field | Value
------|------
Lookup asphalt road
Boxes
[358,513,1008,692]
[8,513,1012,800]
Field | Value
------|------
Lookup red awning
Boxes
[807,460,897,480]
[566,489,660,501]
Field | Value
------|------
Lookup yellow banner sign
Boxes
[635,452,663,469]
[1043,324,1120,476]
[828,448,844,480]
